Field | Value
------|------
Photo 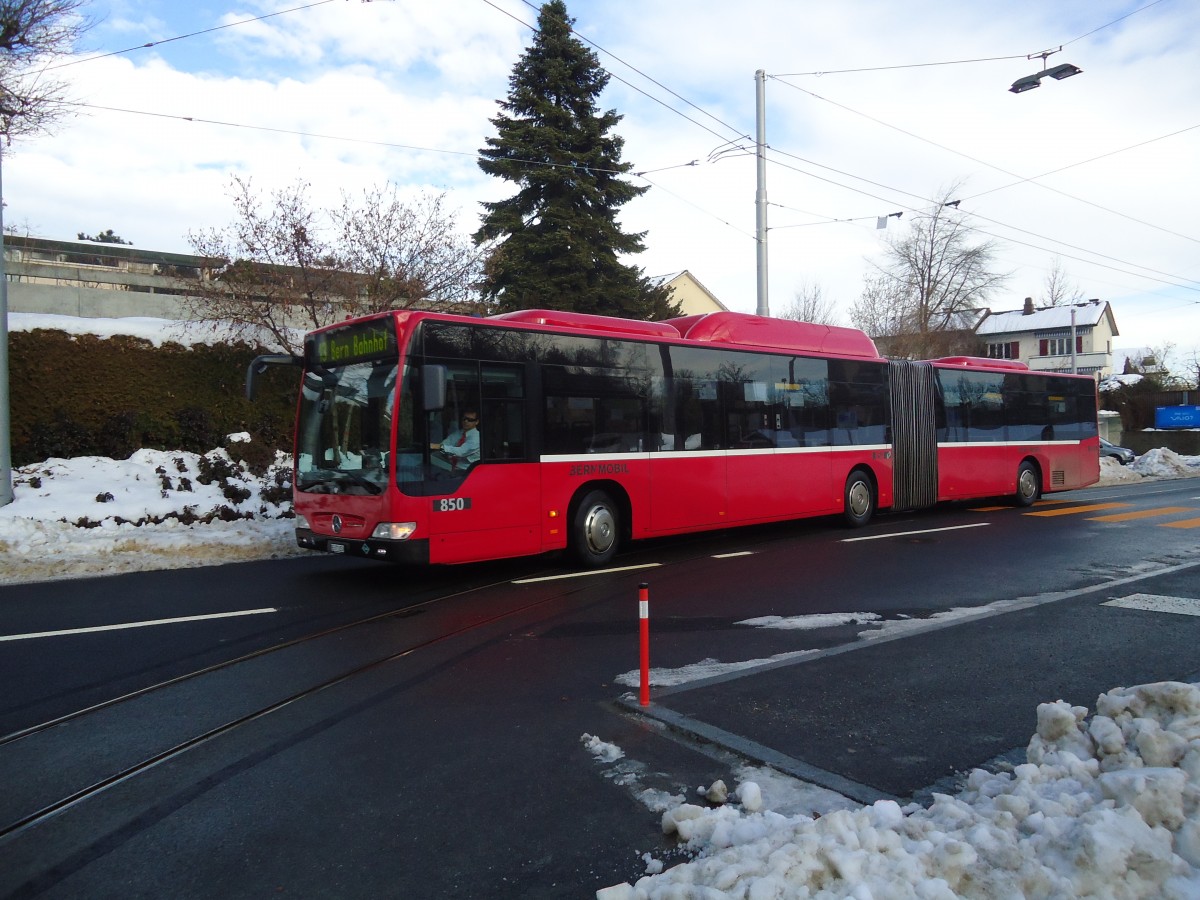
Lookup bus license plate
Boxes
[330,542,345,553]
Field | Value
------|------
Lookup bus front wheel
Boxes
[1015,461,1041,507]
[843,470,875,528]
[571,490,619,567]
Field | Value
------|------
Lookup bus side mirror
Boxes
[422,364,447,411]
[246,353,302,400]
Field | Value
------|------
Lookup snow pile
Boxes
[1099,456,1142,483]
[602,682,1200,899]
[0,439,302,583]
[583,733,627,764]
[1131,448,1200,479]
[7,312,300,350]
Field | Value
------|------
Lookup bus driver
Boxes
[431,410,480,472]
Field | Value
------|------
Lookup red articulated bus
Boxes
[247,308,1099,567]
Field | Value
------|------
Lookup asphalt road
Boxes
[1,477,1198,898]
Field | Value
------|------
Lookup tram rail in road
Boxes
[0,574,574,846]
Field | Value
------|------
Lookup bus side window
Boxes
[675,377,721,450]
[480,363,526,461]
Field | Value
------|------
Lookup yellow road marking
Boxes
[1087,506,1195,522]
[1025,502,1128,517]
[972,498,1073,512]
[1161,518,1200,529]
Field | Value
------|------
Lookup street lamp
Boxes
[1009,49,1082,94]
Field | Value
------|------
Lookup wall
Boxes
[1120,431,1200,456]
[9,282,190,319]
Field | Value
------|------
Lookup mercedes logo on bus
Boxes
[331,515,343,534]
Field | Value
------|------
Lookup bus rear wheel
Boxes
[571,490,619,567]
[843,470,875,528]
[1015,461,1041,507]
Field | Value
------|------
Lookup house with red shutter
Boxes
[975,297,1118,378]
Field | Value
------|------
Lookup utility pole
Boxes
[0,140,11,506]
[755,69,769,317]
[1070,306,1078,374]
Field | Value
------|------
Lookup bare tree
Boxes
[332,186,484,315]
[778,279,840,325]
[185,177,485,355]
[859,182,1008,358]
[1041,256,1083,307]
[1181,347,1200,390]
[0,0,90,140]
[849,273,910,340]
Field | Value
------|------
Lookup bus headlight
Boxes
[295,514,310,530]
[372,522,417,541]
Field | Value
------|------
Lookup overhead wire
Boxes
[67,101,643,179]
[767,75,1200,248]
[961,123,1200,201]
[1062,0,1169,46]
[763,149,1200,292]
[46,0,341,71]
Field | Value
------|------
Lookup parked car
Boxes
[1100,437,1135,465]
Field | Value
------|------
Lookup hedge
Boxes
[9,329,301,471]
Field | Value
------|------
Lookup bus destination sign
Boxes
[312,321,397,366]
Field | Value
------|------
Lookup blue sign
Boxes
[1155,406,1200,429]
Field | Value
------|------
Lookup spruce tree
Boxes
[474,0,678,320]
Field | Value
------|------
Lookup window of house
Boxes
[987,342,1019,360]
[1039,336,1084,356]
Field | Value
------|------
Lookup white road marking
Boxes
[0,608,278,642]
[713,551,754,558]
[1102,594,1200,617]
[841,523,990,542]
[513,563,661,584]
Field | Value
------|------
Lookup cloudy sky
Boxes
[6,0,1200,366]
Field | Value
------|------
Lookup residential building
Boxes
[976,297,1118,378]
[3,235,215,320]
[662,270,728,316]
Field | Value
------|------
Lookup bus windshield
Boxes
[296,359,396,496]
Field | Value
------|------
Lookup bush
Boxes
[30,411,92,461]
[9,330,300,466]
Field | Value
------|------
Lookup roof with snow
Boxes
[976,300,1116,336]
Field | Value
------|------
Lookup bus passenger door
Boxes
[650,375,727,533]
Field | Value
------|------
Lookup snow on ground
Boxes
[0,438,302,583]
[596,680,1200,898]
[7,311,299,349]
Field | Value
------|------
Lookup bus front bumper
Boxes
[296,527,430,564]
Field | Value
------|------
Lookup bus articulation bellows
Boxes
[246,308,1100,567]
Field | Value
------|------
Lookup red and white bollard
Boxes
[639,582,651,707]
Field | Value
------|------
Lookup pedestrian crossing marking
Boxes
[1087,506,1194,522]
[971,498,1078,513]
[1025,502,1128,517]
[1161,517,1200,529]
[1103,594,1200,617]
